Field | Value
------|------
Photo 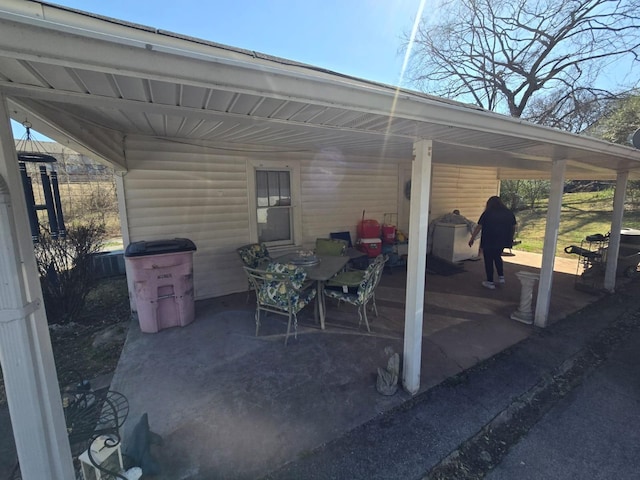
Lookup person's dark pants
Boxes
[482,247,504,282]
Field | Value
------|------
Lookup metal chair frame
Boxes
[244,265,316,345]
[324,255,387,332]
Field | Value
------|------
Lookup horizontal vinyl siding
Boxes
[123,137,251,300]
[122,137,502,301]
[430,165,499,223]
[123,137,405,300]
[300,157,399,247]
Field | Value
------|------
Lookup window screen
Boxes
[256,170,292,244]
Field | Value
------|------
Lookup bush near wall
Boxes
[34,222,107,324]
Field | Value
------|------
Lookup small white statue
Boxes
[376,351,400,395]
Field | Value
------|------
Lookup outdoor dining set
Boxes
[237,238,388,345]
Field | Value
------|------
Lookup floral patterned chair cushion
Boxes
[236,243,271,269]
[260,263,316,312]
[324,255,387,331]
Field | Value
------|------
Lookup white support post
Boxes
[604,171,629,292]
[534,159,566,328]
[115,172,137,312]
[0,95,75,479]
[402,140,432,395]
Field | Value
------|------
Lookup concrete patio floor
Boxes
[110,250,602,479]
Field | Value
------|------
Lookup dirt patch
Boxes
[0,276,131,478]
[0,276,131,405]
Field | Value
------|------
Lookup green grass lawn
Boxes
[515,190,640,258]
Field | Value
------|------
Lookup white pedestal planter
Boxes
[511,271,540,325]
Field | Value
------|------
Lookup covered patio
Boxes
[110,250,597,479]
[1,2,640,478]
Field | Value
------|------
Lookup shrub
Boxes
[500,180,524,211]
[34,221,107,324]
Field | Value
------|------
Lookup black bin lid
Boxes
[620,228,640,245]
[124,238,197,257]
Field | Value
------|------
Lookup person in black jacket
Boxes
[468,196,517,290]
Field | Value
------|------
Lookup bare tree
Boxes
[404,0,640,131]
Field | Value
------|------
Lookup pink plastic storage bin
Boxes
[125,239,196,333]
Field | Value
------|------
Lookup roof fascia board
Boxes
[1,3,639,165]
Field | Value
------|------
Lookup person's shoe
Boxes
[482,281,496,290]
[498,276,505,284]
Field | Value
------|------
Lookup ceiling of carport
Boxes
[1,1,639,180]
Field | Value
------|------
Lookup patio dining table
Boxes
[274,253,349,330]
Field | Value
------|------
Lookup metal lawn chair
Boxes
[324,255,387,332]
[237,243,272,301]
[244,263,317,345]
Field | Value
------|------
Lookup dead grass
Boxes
[28,176,121,238]
[516,190,640,258]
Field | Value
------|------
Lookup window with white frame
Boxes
[255,169,293,245]
[248,159,301,247]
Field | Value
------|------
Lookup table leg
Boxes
[314,288,319,325]
[318,280,326,330]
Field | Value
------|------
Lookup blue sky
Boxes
[13,0,426,139]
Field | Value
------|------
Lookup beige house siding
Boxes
[120,137,496,300]
[122,137,250,299]
[300,156,399,246]
[430,164,499,223]
[122,137,406,299]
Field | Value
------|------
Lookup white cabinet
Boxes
[431,222,479,263]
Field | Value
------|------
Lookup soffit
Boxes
[0,1,639,179]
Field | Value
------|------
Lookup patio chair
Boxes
[324,255,387,332]
[315,237,348,256]
[237,243,272,301]
[330,231,369,269]
[244,263,317,345]
[326,254,387,316]
[330,231,353,248]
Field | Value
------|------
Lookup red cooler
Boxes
[382,213,397,244]
[382,225,396,244]
[357,238,382,258]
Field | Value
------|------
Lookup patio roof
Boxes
[0,3,637,477]
[0,1,639,178]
